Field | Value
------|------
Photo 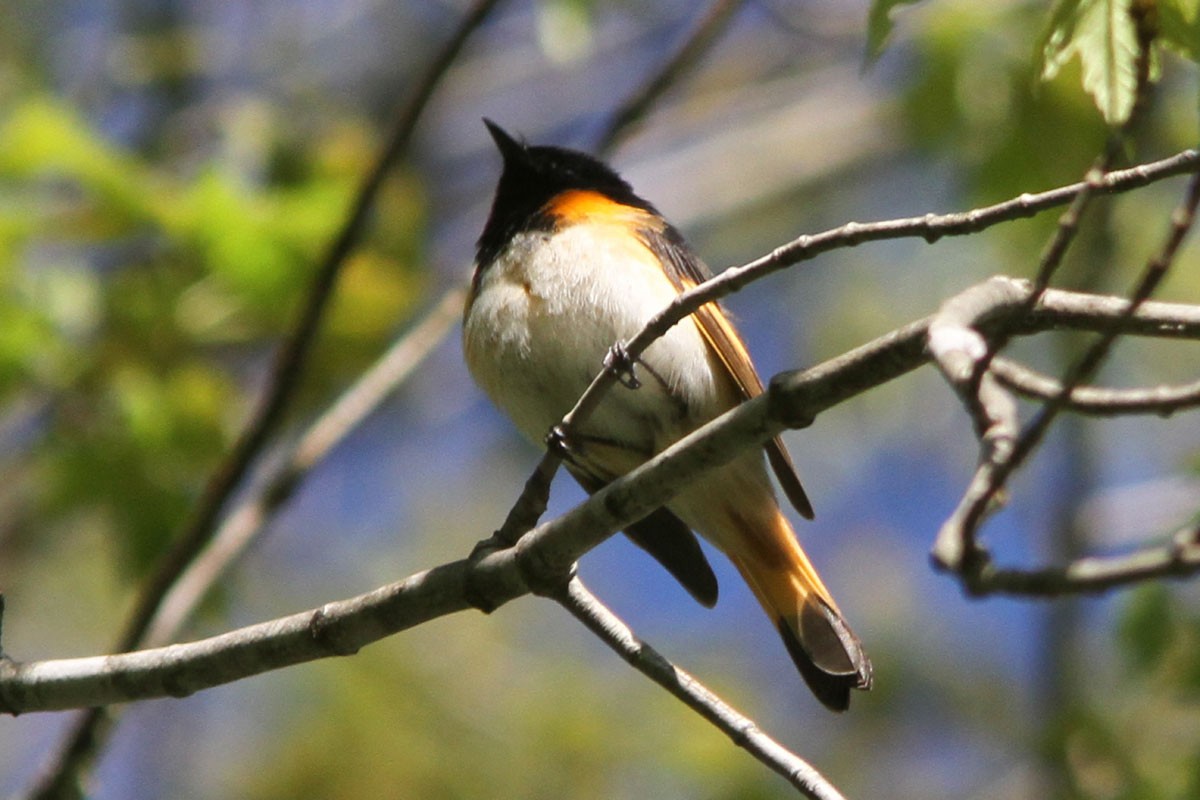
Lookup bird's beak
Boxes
[483,118,526,165]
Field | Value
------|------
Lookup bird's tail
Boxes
[728,511,872,711]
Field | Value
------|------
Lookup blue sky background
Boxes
[3,1,1200,798]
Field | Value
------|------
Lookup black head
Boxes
[475,120,658,266]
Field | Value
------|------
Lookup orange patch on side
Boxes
[543,189,647,225]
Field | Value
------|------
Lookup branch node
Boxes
[930,535,993,588]
[1170,523,1200,562]
[921,212,944,243]
[515,539,576,598]
[979,401,1017,463]
[928,325,988,380]
[929,534,960,573]
[727,716,758,748]
[961,550,998,597]
[0,658,19,717]
[162,669,197,700]
[465,536,507,613]
[767,371,815,429]
[309,605,360,657]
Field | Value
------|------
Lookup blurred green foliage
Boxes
[877,0,1200,124]
[1046,581,1200,798]
[1159,0,1200,62]
[902,5,1109,203]
[233,626,787,800]
[866,0,926,63]
[0,95,424,574]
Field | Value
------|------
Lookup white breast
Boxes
[463,225,727,461]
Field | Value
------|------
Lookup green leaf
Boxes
[1039,0,1141,124]
[866,0,927,64]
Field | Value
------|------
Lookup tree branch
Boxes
[595,0,747,154]
[927,40,1169,581]
[966,522,1200,597]
[112,0,500,662]
[990,357,1200,416]
[4,281,1199,715]
[553,577,848,800]
[932,171,1200,584]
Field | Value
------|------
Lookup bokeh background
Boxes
[3,1,1200,798]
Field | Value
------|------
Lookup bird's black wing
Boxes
[567,465,718,607]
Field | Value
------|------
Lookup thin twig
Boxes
[553,576,848,800]
[1032,16,1155,297]
[572,150,1200,434]
[20,2,502,796]
[595,0,747,154]
[991,357,1200,416]
[933,171,1200,585]
[929,31,1159,576]
[969,522,1200,596]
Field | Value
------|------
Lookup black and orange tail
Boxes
[729,513,872,711]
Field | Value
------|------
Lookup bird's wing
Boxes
[566,464,718,607]
[639,223,814,519]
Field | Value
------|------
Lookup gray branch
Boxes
[4,278,1200,716]
[554,577,848,800]
[991,358,1200,416]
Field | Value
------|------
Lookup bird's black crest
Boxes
[475,120,660,267]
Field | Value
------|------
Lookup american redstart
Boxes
[463,120,872,710]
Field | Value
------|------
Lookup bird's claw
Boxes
[605,342,641,389]
[545,424,574,458]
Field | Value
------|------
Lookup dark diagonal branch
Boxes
[22,4,502,798]
[114,0,501,662]
[596,0,747,154]
[553,577,848,800]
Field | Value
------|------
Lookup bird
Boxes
[462,119,872,710]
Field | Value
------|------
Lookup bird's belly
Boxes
[463,227,725,462]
